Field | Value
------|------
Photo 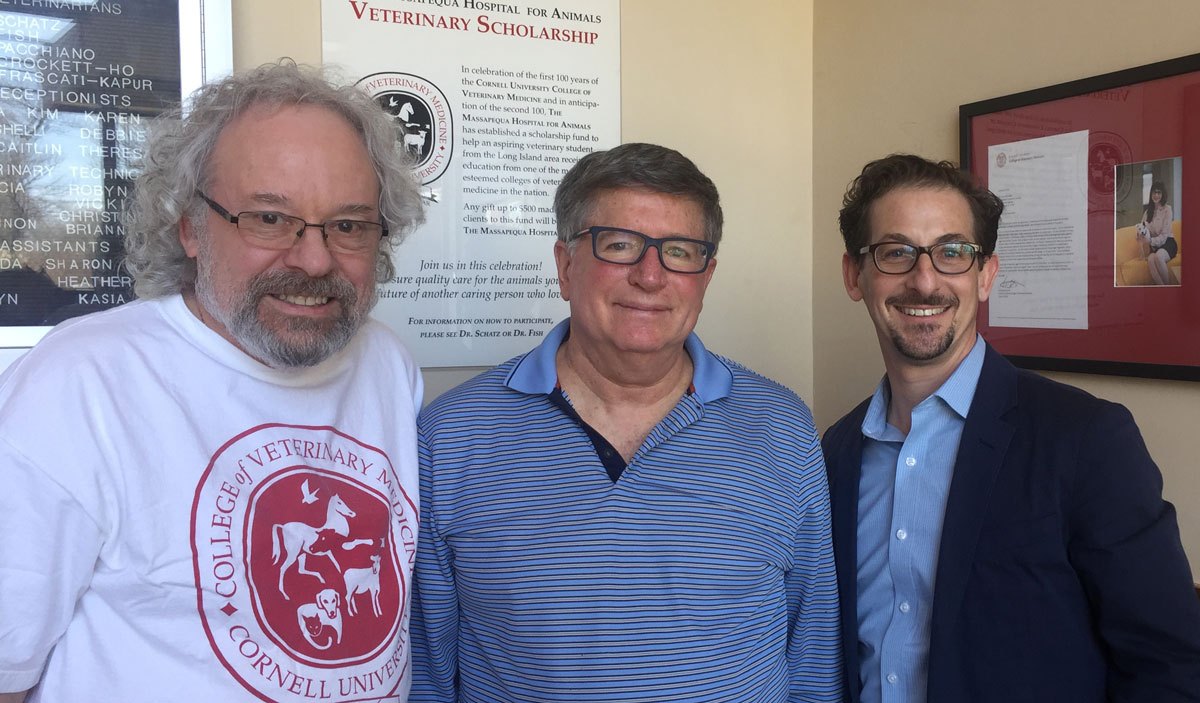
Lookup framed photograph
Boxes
[961,53,1200,381]
[0,0,232,348]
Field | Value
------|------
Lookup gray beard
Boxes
[195,266,376,368]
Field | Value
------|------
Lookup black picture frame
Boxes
[961,53,1200,382]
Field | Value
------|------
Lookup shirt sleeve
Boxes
[0,437,105,692]
[1148,205,1174,246]
[786,435,846,702]
[1067,402,1200,702]
[408,357,425,417]
[408,429,460,703]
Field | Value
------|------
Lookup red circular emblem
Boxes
[192,424,416,701]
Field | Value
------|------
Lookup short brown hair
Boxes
[838,153,1003,257]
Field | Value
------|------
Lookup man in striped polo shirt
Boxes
[411,143,842,702]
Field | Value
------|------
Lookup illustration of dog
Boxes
[297,588,343,650]
[344,553,383,618]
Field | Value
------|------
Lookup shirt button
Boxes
[899,601,911,613]
[896,528,907,541]
[887,673,899,684]
[905,456,916,467]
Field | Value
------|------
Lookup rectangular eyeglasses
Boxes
[198,192,388,255]
[571,226,714,274]
[859,241,984,275]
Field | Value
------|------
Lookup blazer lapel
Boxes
[824,400,870,703]
[928,346,1017,655]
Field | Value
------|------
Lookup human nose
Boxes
[906,249,941,290]
[282,225,337,276]
[628,242,668,289]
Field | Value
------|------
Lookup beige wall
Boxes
[813,0,1200,575]
[232,1,816,403]
[230,1,1197,572]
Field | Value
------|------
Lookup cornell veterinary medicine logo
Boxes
[1088,131,1133,210]
[192,424,417,701]
[359,72,454,187]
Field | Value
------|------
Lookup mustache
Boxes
[246,270,358,303]
[887,293,958,308]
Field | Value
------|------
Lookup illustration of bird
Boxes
[300,479,320,505]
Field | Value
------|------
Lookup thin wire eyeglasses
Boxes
[198,192,388,255]
[858,241,985,275]
[570,226,715,274]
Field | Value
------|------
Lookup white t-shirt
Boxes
[0,295,422,702]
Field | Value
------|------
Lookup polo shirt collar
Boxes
[505,318,732,402]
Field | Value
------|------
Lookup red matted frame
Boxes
[961,53,1200,381]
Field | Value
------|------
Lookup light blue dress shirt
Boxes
[855,336,986,703]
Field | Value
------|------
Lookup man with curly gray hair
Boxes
[0,61,426,702]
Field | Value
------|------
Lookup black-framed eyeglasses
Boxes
[858,241,985,275]
[570,226,715,274]
[198,192,388,255]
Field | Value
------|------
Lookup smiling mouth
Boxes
[898,306,950,317]
[274,294,332,307]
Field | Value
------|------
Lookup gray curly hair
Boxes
[124,59,425,298]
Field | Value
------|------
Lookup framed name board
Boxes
[962,52,1200,381]
[0,0,231,348]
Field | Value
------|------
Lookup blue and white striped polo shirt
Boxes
[410,320,842,702]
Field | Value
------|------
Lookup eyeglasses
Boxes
[198,192,388,255]
[859,241,985,275]
[570,226,715,274]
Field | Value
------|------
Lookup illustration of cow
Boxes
[272,493,355,600]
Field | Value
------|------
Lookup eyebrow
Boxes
[246,192,379,218]
[877,232,975,245]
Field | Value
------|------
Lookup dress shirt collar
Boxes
[861,334,988,440]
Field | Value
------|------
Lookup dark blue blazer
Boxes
[823,345,1200,703]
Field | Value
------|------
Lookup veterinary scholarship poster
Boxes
[323,0,620,367]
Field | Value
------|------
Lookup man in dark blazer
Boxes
[824,153,1200,703]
